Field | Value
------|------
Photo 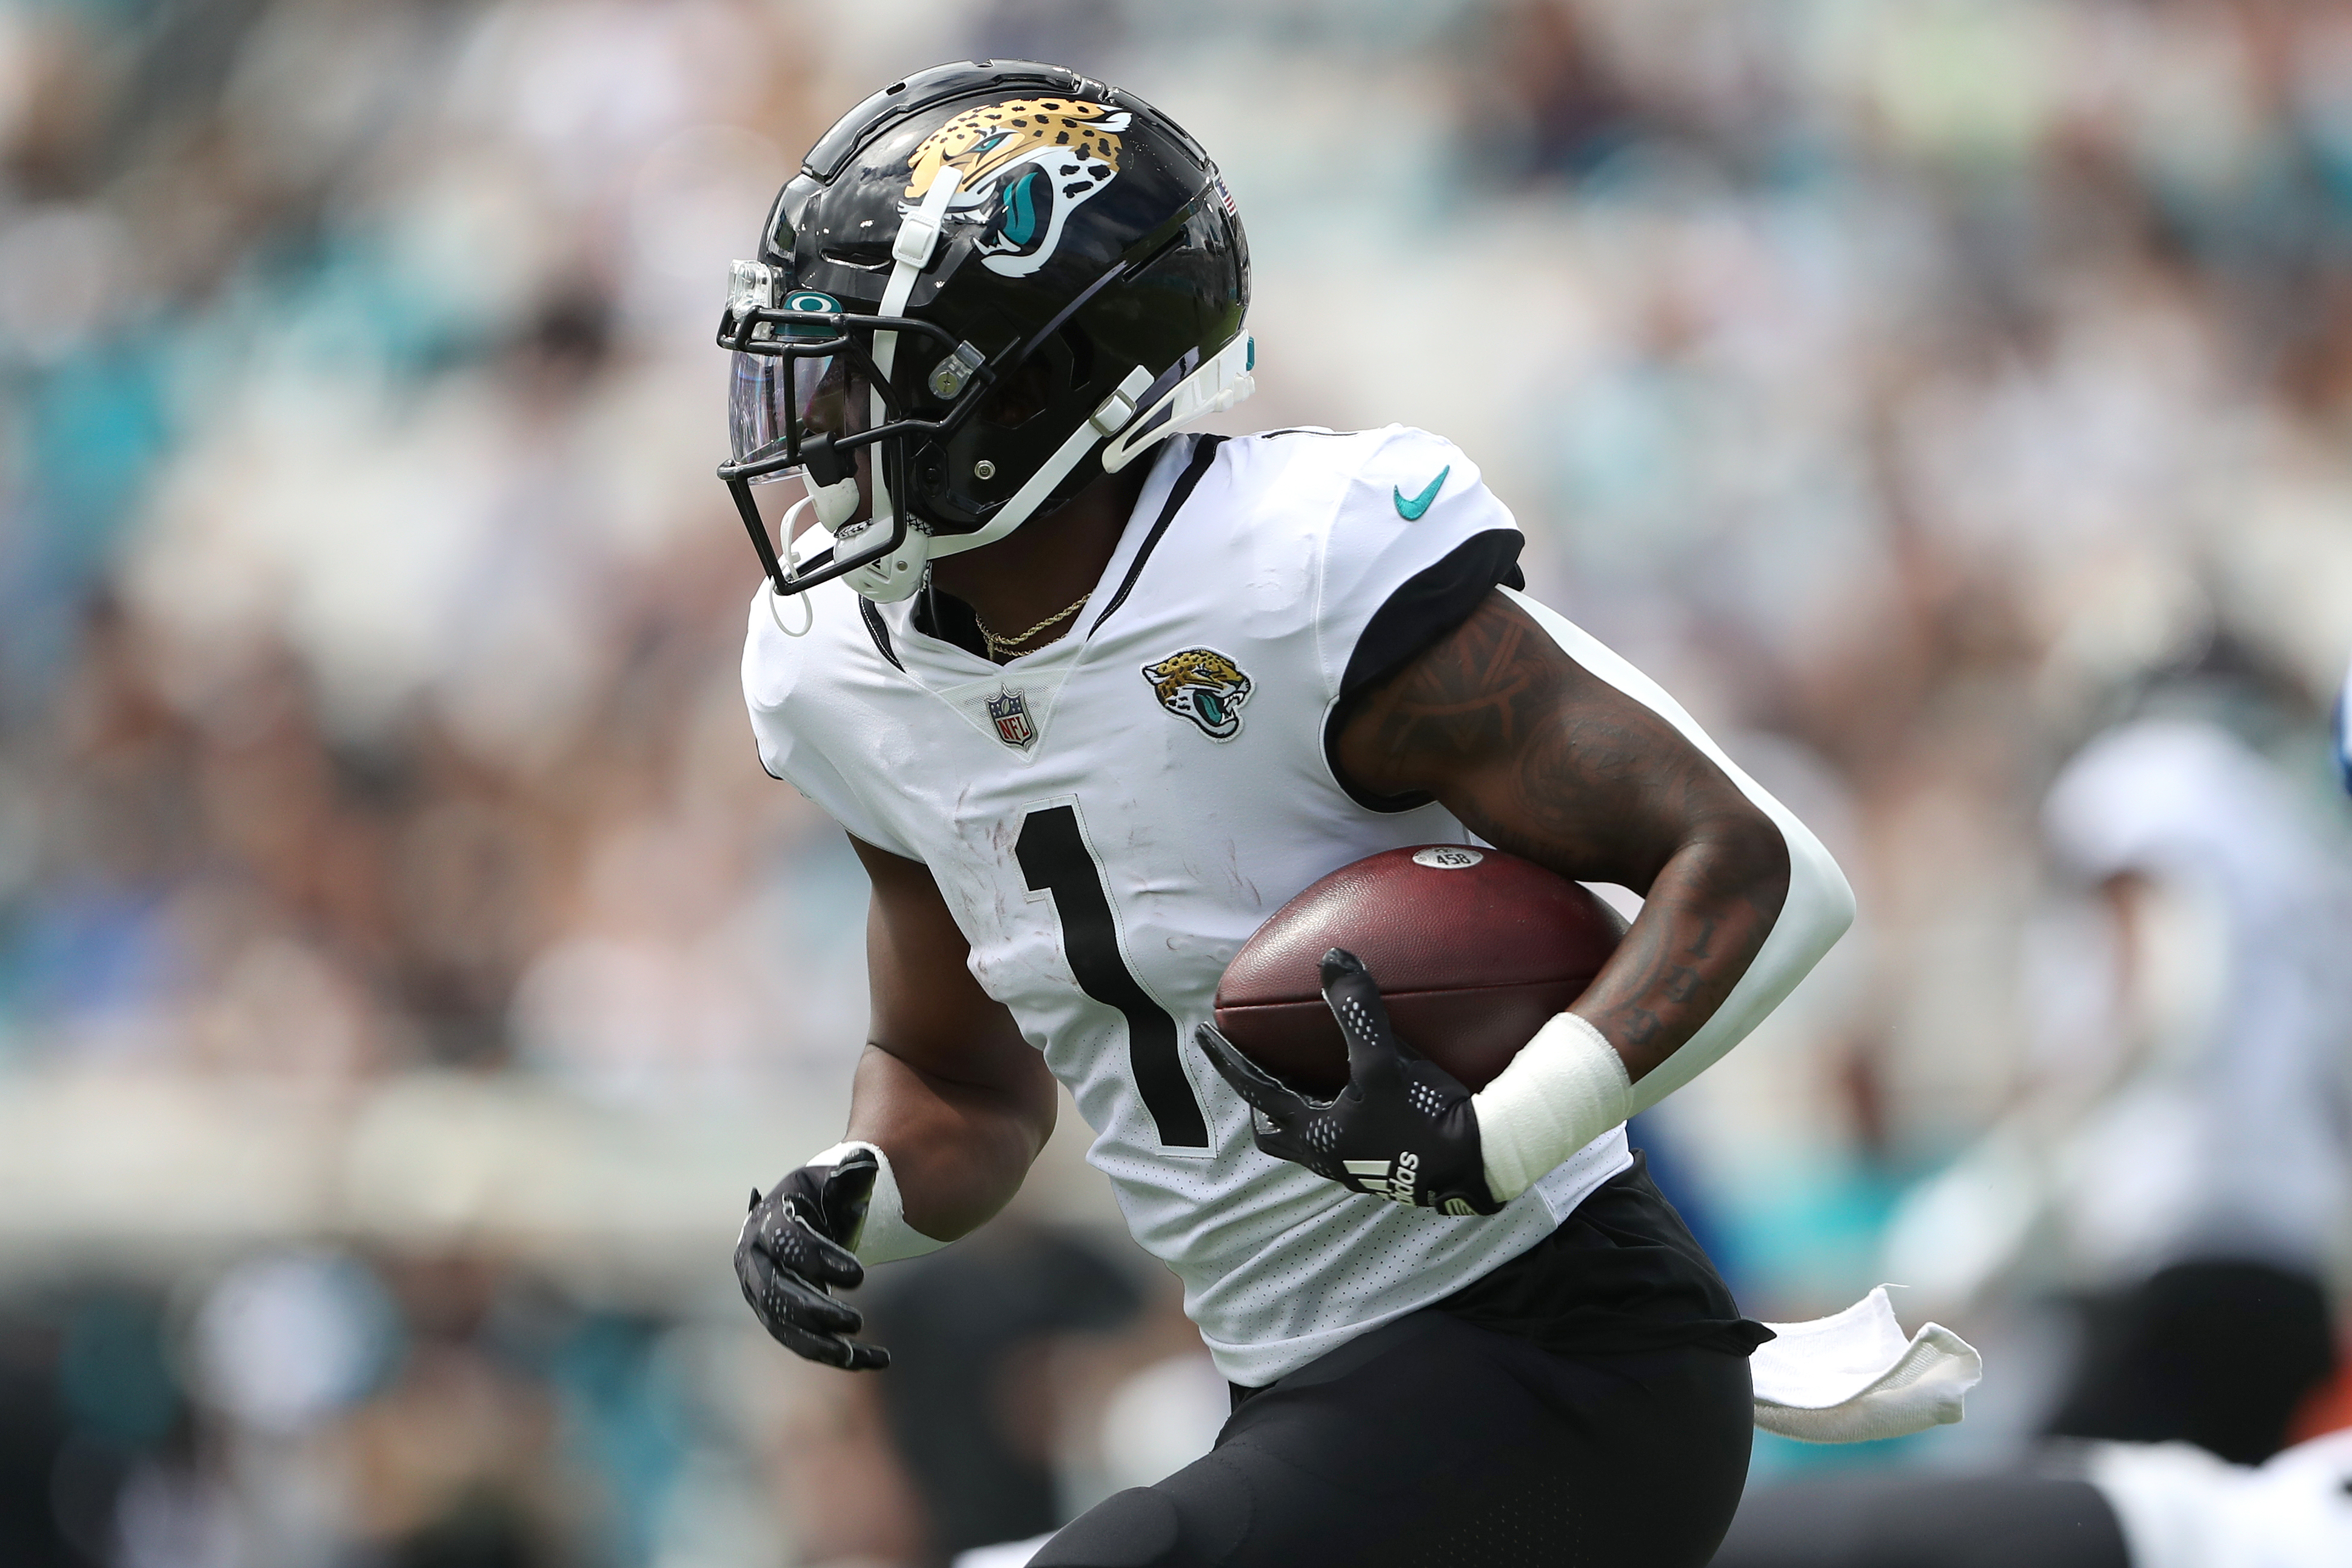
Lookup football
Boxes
[1212,845,1628,1098]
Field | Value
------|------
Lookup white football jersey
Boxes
[745,428,1632,1384]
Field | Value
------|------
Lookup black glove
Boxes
[1197,947,1503,1216]
[735,1147,890,1370]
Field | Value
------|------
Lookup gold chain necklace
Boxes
[975,590,1091,661]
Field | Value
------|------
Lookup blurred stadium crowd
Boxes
[0,0,2348,1564]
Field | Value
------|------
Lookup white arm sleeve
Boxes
[1471,590,1856,1197]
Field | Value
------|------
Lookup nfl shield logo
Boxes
[986,689,1037,750]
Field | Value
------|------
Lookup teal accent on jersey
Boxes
[1394,466,1450,520]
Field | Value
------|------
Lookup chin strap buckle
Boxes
[1089,387,1138,437]
[892,212,943,270]
[1089,369,1152,437]
[887,165,961,283]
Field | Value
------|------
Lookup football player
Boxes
[723,62,1854,1567]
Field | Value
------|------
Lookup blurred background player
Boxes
[1717,645,2352,1566]
[2031,649,2352,1460]
[1882,640,2352,1459]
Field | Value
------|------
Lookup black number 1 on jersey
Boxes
[1015,804,1211,1149]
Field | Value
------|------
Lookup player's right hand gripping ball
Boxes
[1199,948,1503,1216]
[735,1147,890,1370]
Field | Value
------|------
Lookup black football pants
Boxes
[1029,1307,1754,1568]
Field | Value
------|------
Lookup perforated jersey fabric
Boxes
[744,427,1640,1384]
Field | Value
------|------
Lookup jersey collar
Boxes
[866,435,1218,757]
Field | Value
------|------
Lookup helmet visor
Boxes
[728,350,840,479]
[728,347,872,478]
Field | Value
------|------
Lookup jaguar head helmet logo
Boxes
[903,98,1132,279]
[1143,649,1254,741]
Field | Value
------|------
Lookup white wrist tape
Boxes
[808,1141,946,1265]
[1470,1013,1632,1202]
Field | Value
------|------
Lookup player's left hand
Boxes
[1197,947,1503,1216]
[735,1151,891,1370]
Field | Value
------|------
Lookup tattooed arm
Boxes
[1195,585,1846,1209]
[1332,589,1797,1085]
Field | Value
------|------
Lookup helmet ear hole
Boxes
[980,356,1056,430]
[1058,322,1094,391]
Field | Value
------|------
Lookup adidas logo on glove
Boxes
[1343,1151,1418,1206]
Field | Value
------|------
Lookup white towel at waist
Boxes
[1749,1285,1982,1443]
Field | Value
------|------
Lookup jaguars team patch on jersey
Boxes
[1143,648,1253,740]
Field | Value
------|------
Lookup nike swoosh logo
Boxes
[1393,466,1450,520]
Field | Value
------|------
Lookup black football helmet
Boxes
[717,60,1252,602]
